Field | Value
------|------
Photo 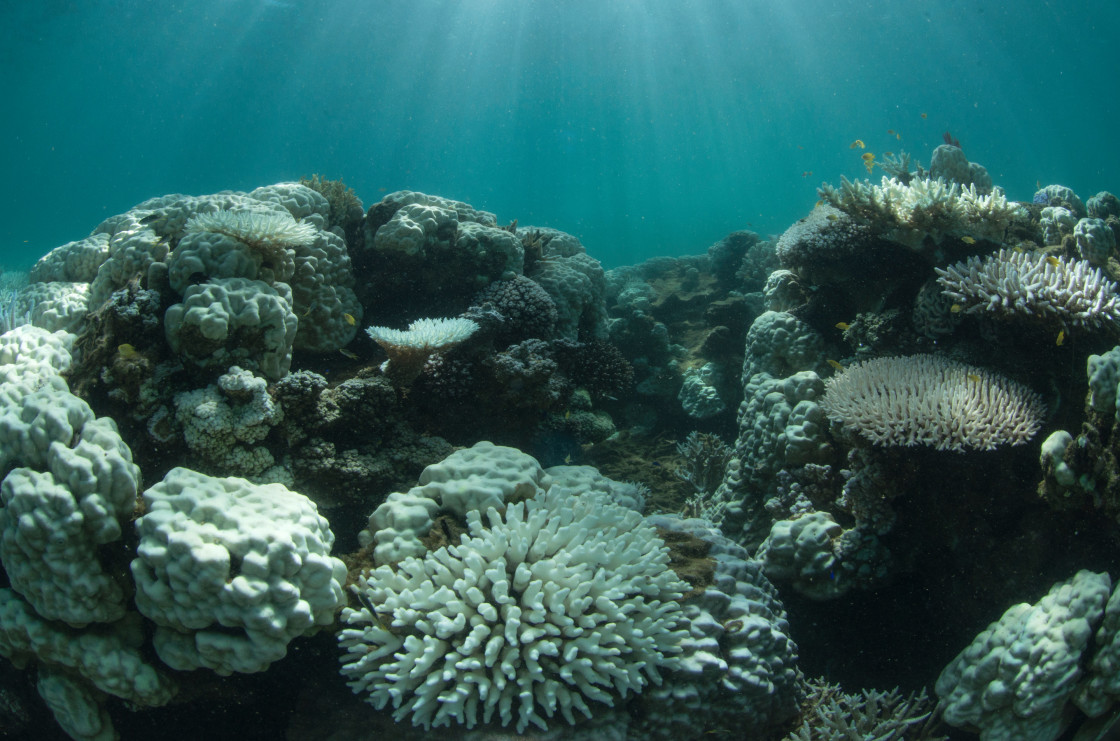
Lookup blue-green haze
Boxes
[2,0,1118,268]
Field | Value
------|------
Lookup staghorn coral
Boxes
[674,431,733,495]
[934,248,1120,330]
[821,355,1044,452]
[787,679,946,740]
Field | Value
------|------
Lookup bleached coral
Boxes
[936,570,1112,741]
[934,248,1120,330]
[339,488,689,733]
[366,316,480,385]
[818,175,1020,250]
[132,467,347,676]
[821,354,1044,452]
[184,209,318,254]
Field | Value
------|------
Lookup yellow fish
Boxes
[883,151,894,157]
[1056,330,1065,347]
[117,343,138,359]
[343,312,356,326]
[950,304,962,313]
[887,129,895,136]
[895,132,902,140]
[815,199,825,207]
[967,373,981,383]
[861,152,875,174]
[827,214,839,221]
[826,359,844,371]
[961,236,976,245]
[920,112,928,119]
[835,322,851,331]
[1046,256,1060,267]
[850,139,865,149]
[339,348,358,359]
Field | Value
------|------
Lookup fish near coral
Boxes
[861,152,875,174]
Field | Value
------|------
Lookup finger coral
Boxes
[339,488,688,733]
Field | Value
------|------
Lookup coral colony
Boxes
[2,147,1120,741]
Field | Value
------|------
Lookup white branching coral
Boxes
[184,209,317,252]
[366,316,479,386]
[818,176,1020,250]
[821,354,1044,452]
[935,248,1120,330]
[339,489,689,733]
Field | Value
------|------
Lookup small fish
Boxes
[827,214,839,221]
[850,139,865,149]
[961,236,976,244]
[564,410,571,419]
[883,151,894,157]
[1013,245,1024,253]
[117,343,139,359]
[895,132,902,140]
[921,112,928,119]
[1045,256,1060,267]
[861,152,875,174]
[302,306,313,317]
[563,454,572,464]
[339,348,358,360]
[1056,330,1065,346]
[861,152,875,162]
[342,312,356,326]
[835,322,851,331]
[950,304,962,313]
[967,373,981,383]
[815,199,825,207]
[801,171,813,177]
[887,129,895,135]
[1036,180,1042,189]
[826,359,844,371]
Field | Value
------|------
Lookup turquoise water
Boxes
[2,0,1118,269]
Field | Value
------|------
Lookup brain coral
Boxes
[339,488,689,733]
[821,354,1044,452]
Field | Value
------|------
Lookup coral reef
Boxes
[7,166,1120,741]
